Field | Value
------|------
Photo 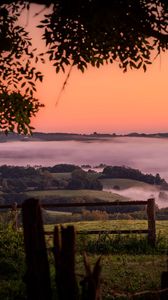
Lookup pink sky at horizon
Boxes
[22,5,168,134]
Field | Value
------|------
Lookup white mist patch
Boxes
[104,186,168,208]
[105,187,158,200]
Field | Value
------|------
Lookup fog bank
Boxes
[0,137,168,180]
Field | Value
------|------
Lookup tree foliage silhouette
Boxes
[0,0,168,133]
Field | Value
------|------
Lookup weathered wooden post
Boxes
[53,225,79,300]
[147,198,156,247]
[22,198,52,300]
[53,225,102,300]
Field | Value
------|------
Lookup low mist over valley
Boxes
[1,135,168,209]
[1,136,168,180]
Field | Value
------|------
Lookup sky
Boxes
[22,5,168,134]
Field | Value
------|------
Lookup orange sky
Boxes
[22,5,168,134]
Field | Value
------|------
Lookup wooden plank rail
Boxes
[0,200,147,210]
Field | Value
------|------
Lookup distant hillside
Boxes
[1,131,168,142]
[24,189,128,202]
[101,165,167,186]
[0,132,115,142]
[126,132,168,138]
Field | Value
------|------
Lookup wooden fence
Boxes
[43,198,156,246]
[0,197,156,246]
[0,197,167,299]
[21,198,168,300]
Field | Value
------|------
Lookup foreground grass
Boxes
[0,221,168,299]
[0,226,26,300]
[47,220,168,297]
[75,254,167,296]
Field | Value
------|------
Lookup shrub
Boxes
[0,225,26,299]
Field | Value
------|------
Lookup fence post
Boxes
[22,198,52,300]
[53,225,79,300]
[147,198,156,247]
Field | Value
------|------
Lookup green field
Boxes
[25,189,128,201]
[45,219,168,235]
[100,178,159,190]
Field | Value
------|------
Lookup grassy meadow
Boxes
[0,217,168,299]
[25,188,128,202]
[45,219,168,235]
[75,254,167,297]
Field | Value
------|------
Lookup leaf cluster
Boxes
[0,91,43,134]
[0,2,44,133]
[39,0,168,72]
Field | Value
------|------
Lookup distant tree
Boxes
[68,168,103,190]
[155,173,162,184]
[113,185,120,190]
[0,1,168,132]
[7,178,28,192]
[0,165,38,178]
[71,169,87,180]
[68,169,87,189]
[48,164,80,173]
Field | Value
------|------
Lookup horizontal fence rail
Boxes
[0,200,148,210]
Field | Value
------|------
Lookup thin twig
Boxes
[33,5,50,17]
[55,64,73,106]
